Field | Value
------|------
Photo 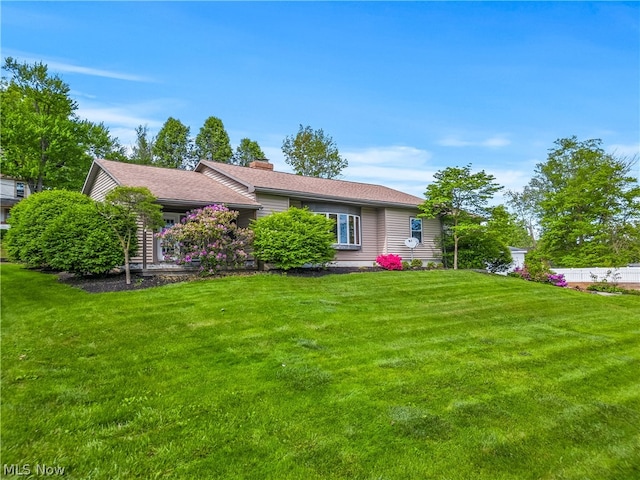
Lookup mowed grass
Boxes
[1,264,639,479]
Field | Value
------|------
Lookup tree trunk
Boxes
[528,221,537,249]
[124,236,132,285]
[124,249,131,285]
[453,234,459,270]
[142,229,147,270]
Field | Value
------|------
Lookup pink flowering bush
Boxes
[546,273,568,288]
[510,266,568,288]
[376,254,403,271]
[156,204,253,275]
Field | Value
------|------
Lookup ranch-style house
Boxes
[82,159,442,269]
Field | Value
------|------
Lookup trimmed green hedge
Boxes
[251,207,336,270]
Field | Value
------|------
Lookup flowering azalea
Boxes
[156,204,253,275]
[376,254,403,271]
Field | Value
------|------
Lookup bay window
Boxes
[322,212,361,247]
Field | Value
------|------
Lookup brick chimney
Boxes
[249,159,274,171]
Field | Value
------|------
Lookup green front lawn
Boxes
[2,264,639,479]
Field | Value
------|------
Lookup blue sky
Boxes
[2,1,639,199]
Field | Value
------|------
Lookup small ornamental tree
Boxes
[100,186,164,284]
[251,207,336,270]
[420,164,503,270]
[157,204,253,275]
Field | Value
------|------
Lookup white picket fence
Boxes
[551,267,640,284]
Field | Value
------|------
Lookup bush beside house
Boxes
[6,190,133,275]
[251,207,336,270]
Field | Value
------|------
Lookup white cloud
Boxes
[438,135,511,148]
[608,143,640,157]
[78,106,162,130]
[70,90,97,100]
[343,145,433,165]
[3,50,153,82]
[76,101,167,148]
[345,165,435,184]
[489,168,531,193]
[482,136,511,148]
[45,60,153,82]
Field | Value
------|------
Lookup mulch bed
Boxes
[57,271,199,294]
[57,267,380,293]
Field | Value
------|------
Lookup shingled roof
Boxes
[198,160,424,208]
[84,160,260,208]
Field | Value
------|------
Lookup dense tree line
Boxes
[420,138,639,270]
[1,58,347,188]
[0,58,269,189]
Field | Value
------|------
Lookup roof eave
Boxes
[81,159,121,195]
[196,161,256,193]
[158,198,261,210]
[254,187,420,209]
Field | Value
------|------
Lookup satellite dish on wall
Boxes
[404,237,419,249]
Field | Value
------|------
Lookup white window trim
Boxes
[410,217,423,244]
[319,212,362,247]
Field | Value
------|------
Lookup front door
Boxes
[157,213,182,262]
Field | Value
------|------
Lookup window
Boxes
[16,182,25,198]
[410,217,422,243]
[321,212,361,247]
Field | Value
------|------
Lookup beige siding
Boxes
[199,166,256,200]
[131,223,155,264]
[237,209,256,228]
[421,217,442,260]
[382,208,441,262]
[377,209,387,254]
[87,170,118,201]
[256,194,289,218]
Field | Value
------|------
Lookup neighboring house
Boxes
[0,175,31,229]
[82,159,442,268]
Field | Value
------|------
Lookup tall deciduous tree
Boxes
[281,125,348,179]
[232,138,265,166]
[194,116,232,164]
[419,164,503,269]
[129,124,155,165]
[0,57,123,191]
[531,137,640,267]
[152,117,192,169]
[505,187,540,248]
[99,186,164,285]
